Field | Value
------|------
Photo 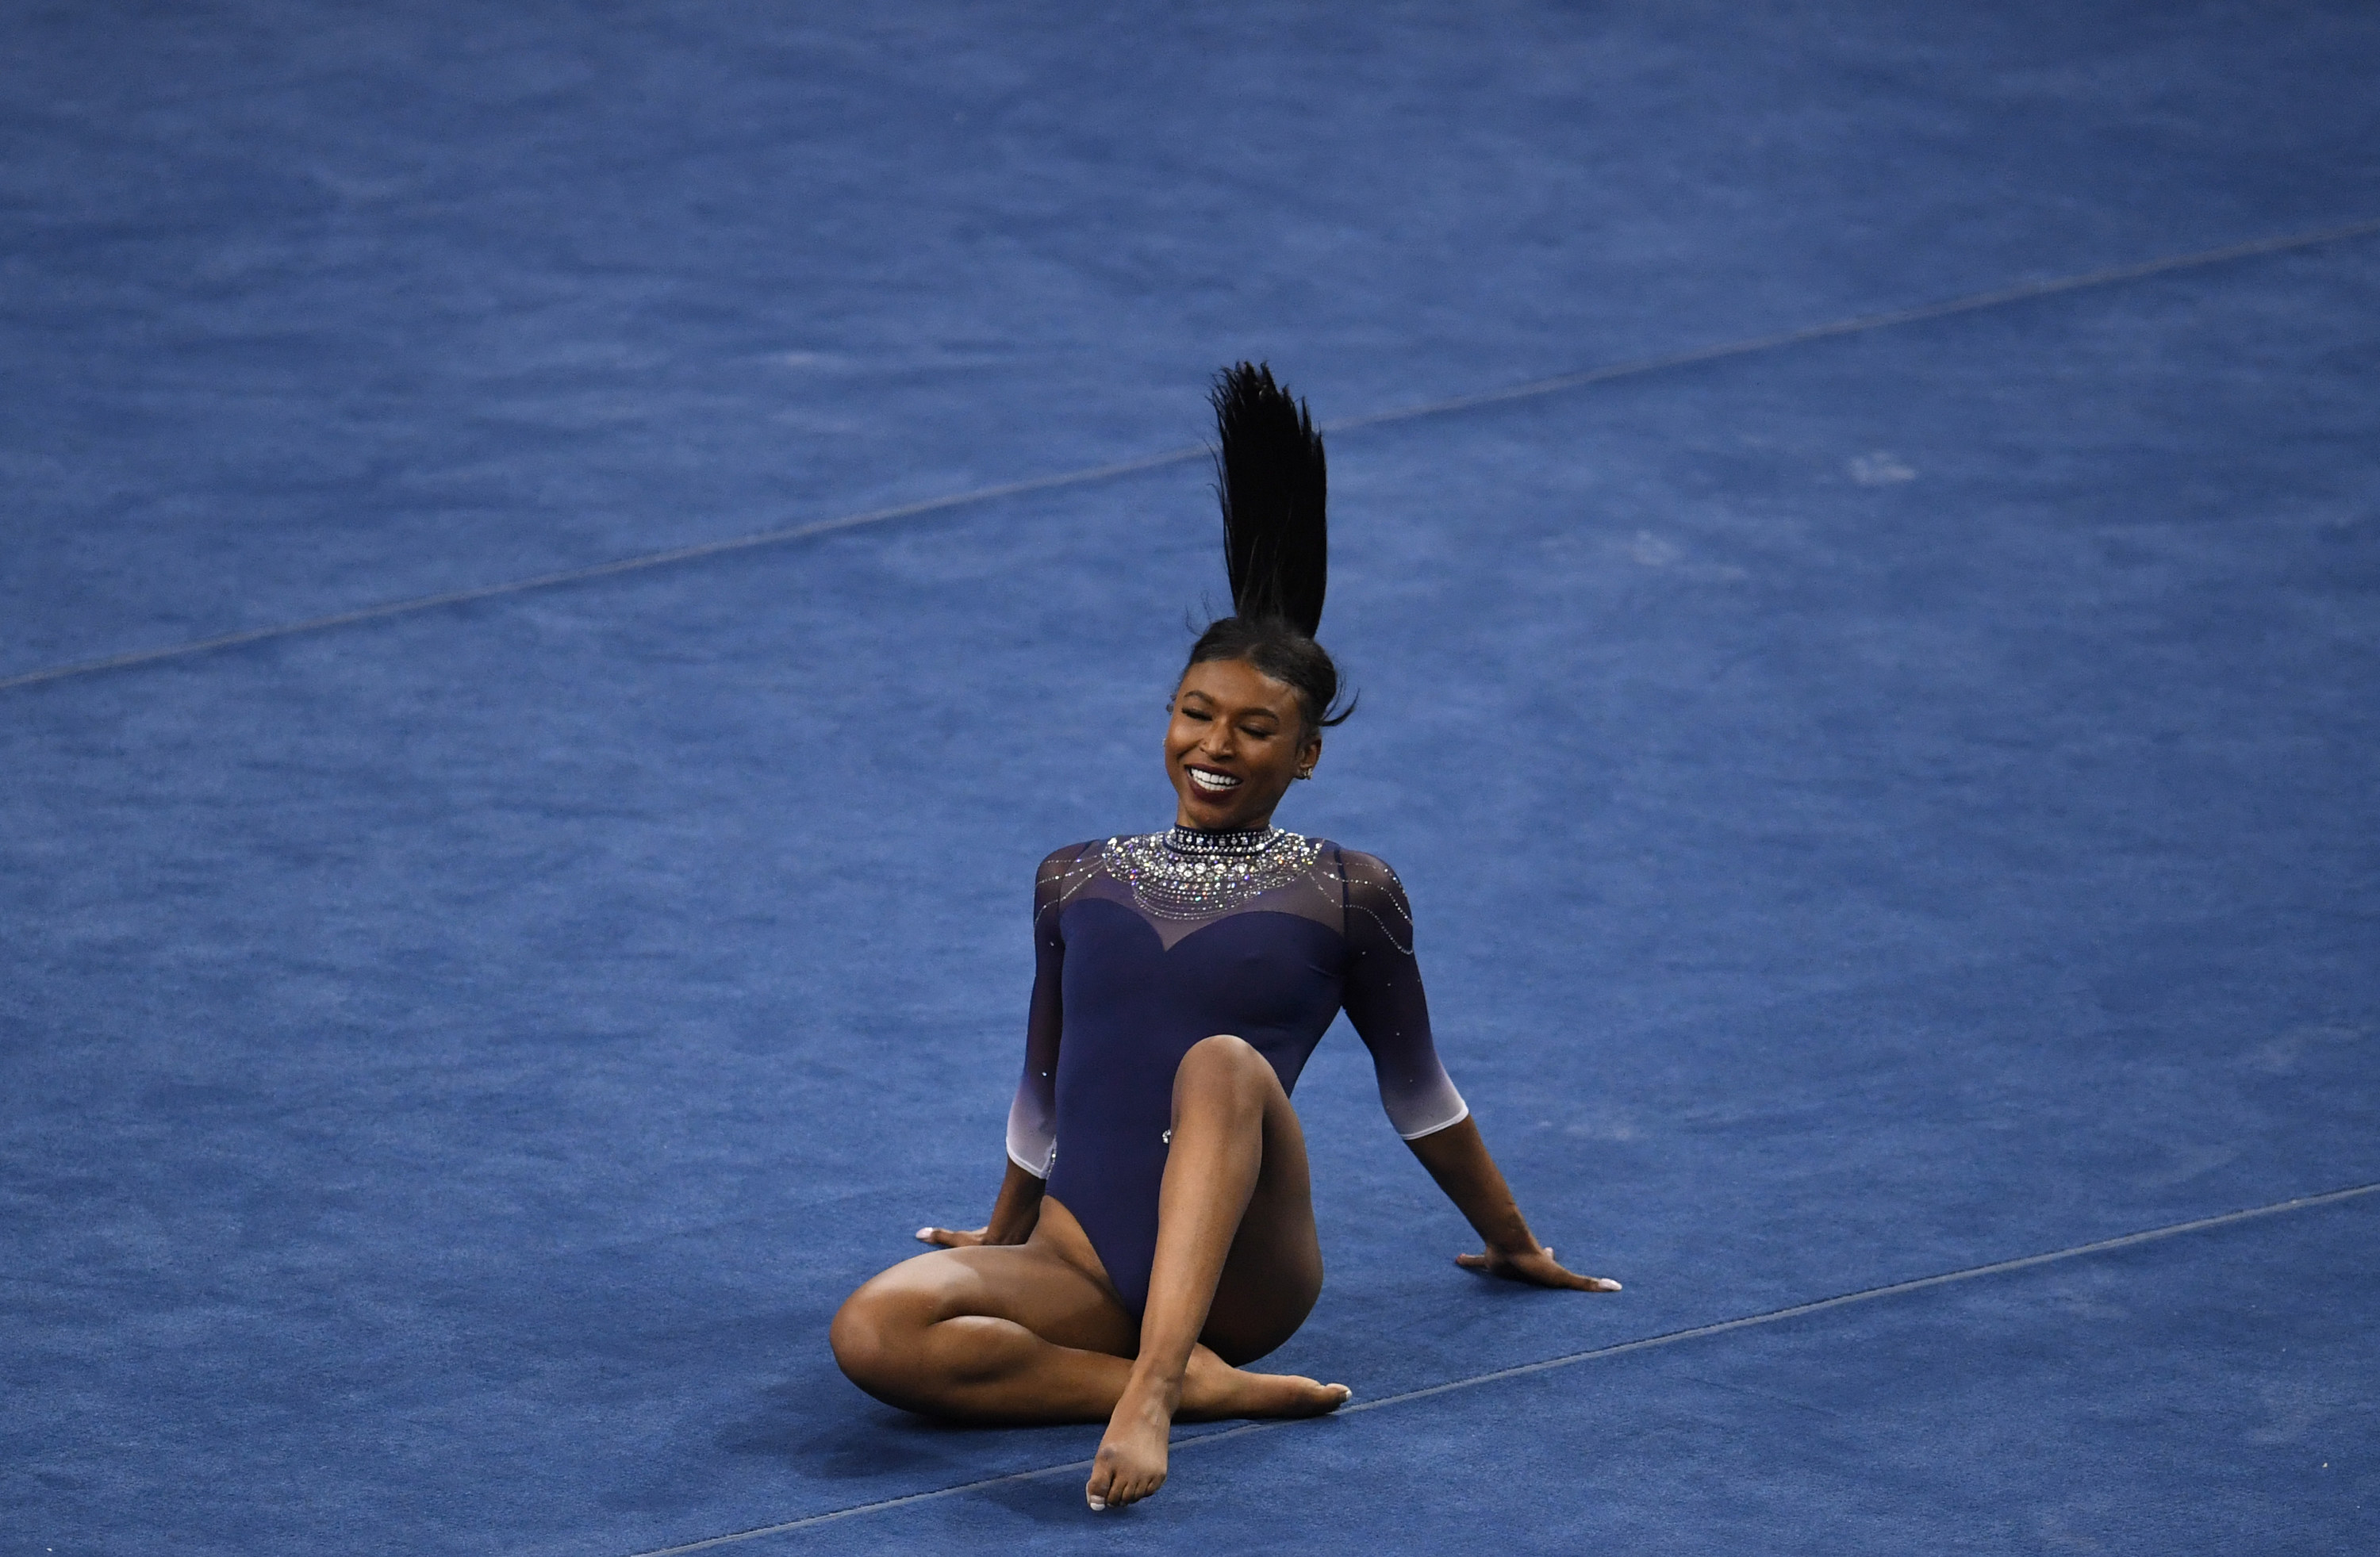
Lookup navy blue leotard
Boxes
[1004,826,1468,1315]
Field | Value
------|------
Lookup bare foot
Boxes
[1179,1344,1350,1421]
[1083,1349,1349,1512]
[1085,1371,1177,1511]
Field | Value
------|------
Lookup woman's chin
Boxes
[1178,790,1257,830]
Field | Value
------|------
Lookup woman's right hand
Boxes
[918,1162,1048,1248]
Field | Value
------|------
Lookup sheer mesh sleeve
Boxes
[1337,848,1469,1140]
[1005,843,1092,1177]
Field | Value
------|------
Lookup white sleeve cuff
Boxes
[1394,1098,1469,1141]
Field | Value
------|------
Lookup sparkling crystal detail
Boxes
[1104,825,1322,920]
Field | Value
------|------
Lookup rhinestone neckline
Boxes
[1163,824,1280,856]
[1105,826,1322,920]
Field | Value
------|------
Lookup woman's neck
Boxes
[1163,820,1284,855]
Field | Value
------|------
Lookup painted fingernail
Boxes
[916,1227,934,1240]
[1088,1496,1107,1511]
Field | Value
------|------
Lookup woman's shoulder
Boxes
[1031,840,1111,920]
[1034,840,1111,897]
[1317,841,1417,949]
[1320,839,1402,885]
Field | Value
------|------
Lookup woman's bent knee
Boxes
[1176,1034,1277,1101]
[828,1290,894,1387]
[831,1273,938,1396]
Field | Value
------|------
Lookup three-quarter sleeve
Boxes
[1337,847,1469,1140]
[1004,843,1088,1177]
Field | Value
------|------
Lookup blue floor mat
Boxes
[800,1195,2376,1556]
[5,4,2378,1555]
[9,1,2380,675]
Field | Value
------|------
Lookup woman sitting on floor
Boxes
[831,363,1620,1512]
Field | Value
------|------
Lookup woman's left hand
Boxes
[1456,1243,1622,1292]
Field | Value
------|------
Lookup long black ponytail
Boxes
[1186,362,1355,731]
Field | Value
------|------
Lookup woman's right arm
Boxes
[916,845,1079,1248]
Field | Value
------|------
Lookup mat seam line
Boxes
[10,213,2378,700]
[608,1179,2377,1555]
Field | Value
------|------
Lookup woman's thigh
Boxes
[841,1198,1138,1356]
[1190,1042,1324,1364]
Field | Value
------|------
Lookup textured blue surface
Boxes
[797,1200,2380,1555]
[4,3,2378,1555]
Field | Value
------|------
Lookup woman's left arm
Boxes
[1405,1117,1621,1291]
[1337,847,1620,1294]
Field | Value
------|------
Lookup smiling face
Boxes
[1165,657,1322,832]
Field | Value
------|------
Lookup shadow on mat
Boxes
[716,1379,1094,1484]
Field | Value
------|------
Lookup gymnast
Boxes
[830,364,1620,1511]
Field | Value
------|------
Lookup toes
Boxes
[1088,1446,1165,1509]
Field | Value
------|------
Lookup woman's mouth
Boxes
[1187,766,1242,795]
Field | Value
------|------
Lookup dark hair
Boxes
[1182,362,1355,734]
[1184,616,1355,733]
